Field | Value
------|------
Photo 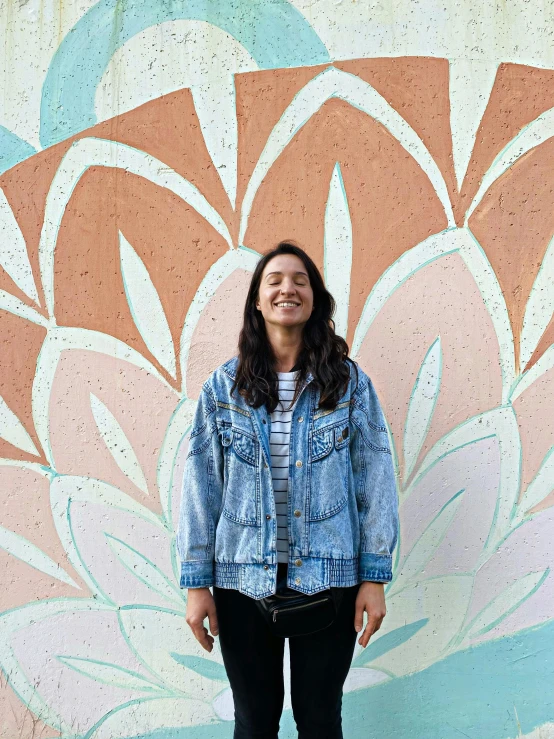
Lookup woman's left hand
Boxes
[354,581,386,647]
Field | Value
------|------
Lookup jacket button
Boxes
[295,460,302,467]
[295,577,301,584]
[294,509,301,517]
[262,419,267,424]
[263,565,269,570]
[266,514,271,520]
[298,416,303,423]
[294,559,302,567]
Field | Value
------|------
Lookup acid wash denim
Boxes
[176,355,399,600]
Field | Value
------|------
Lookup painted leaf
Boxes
[516,445,554,520]
[403,336,442,481]
[351,618,428,667]
[119,231,176,378]
[57,656,166,692]
[520,233,554,370]
[466,569,550,639]
[0,187,39,302]
[0,393,39,456]
[323,162,352,338]
[0,524,78,587]
[105,533,184,608]
[90,392,149,495]
[169,653,228,682]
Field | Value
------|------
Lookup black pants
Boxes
[213,563,361,739]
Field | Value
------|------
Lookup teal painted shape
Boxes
[126,617,554,738]
[40,0,330,148]
[169,652,228,681]
[351,618,428,666]
[0,126,36,174]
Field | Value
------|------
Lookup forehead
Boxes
[261,254,308,278]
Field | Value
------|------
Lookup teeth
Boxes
[275,302,299,307]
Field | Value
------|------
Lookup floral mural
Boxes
[0,10,554,737]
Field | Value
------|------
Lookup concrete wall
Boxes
[0,1,553,737]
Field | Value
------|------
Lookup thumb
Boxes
[208,604,219,636]
[354,600,365,633]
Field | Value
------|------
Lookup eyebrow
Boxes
[265,271,309,279]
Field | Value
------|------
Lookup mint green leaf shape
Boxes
[391,489,465,594]
[403,336,442,482]
[0,393,40,455]
[90,392,149,495]
[119,230,176,378]
[324,162,352,339]
[169,652,228,682]
[466,568,550,639]
[56,656,166,692]
[351,618,428,667]
[515,445,554,521]
[0,524,78,587]
[105,533,184,610]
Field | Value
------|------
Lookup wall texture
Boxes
[1,1,554,737]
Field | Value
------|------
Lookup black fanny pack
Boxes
[255,579,344,637]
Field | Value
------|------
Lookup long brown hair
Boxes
[230,241,358,412]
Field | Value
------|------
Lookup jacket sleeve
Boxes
[350,369,399,583]
[176,380,224,589]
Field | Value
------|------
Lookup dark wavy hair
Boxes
[230,241,359,412]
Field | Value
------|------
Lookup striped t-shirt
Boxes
[270,370,300,564]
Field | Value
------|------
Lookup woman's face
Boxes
[255,253,314,330]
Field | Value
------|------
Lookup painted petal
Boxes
[366,575,473,677]
[36,327,178,507]
[520,233,554,370]
[324,162,352,338]
[466,570,549,640]
[468,507,554,642]
[119,606,226,701]
[448,59,498,192]
[119,231,176,379]
[343,668,390,693]
[87,696,219,739]
[90,392,149,495]
[403,337,442,482]
[157,397,195,526]
[515,445,554,520]
[466,105,554,221]
[192,78,239,209]
[354,241,503,483]
[39,136,232,318]
[180,246,260,399]
[0,524,77,588]
[352,619,428,668]
[390,490,464,595]
[0,187,39,302]
[240,65,454,243]
[0,288,47,326]
[56,656,165,692]
[400,434,500,579]
[50,475,180,609]
[0,599,153,734]
[0,393,39,455]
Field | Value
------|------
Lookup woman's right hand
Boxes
[185,587,219,652]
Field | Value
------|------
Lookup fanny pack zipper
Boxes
[272,596,330,622]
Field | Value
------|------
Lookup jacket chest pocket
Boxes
[220,426,259,526]
[309,423,350,520]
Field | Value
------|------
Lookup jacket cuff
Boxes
[179,560,214,588]
[359,552,393,583]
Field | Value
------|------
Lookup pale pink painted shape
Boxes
[400,436,500,577]
[185,268,253,400]
[11,608,157,734]
[49,349,178,515]
[467,507,554,642]
[0,466,89,610]
[0,681,60,739]
[355,253,503,482]
[69,499,180,608]
[513,365,554,511]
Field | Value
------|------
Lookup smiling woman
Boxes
[177,240,399,739]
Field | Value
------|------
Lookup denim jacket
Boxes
[176,355,399,600]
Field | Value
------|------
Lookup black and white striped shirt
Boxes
[270,370,300,564]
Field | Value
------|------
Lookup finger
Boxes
[353,601,365,633]
[358,621,376,648]
[207,606,219,636]
[192,624,214,652]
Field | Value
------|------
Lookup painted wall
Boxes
[1,1,554,737]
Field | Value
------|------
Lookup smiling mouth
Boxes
[274,302,300,308]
